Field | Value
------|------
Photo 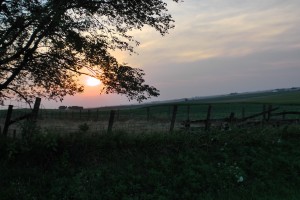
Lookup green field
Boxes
[40,89,300,121]
[184,89,300,104]
[1,89,300,135]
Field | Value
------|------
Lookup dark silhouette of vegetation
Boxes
[0,0,180,104]
[1,127,300,199]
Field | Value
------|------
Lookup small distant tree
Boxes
[0,0,180,105]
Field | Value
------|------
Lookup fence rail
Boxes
[1,102,300,137]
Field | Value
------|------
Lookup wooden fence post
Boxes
[147,107,150,121]
[229,112,235,124]
[282,110,286,120]
[31,97,41,121]
[205,105,212,131]
[117,110,120,120]
[169,105,178,133]
[88,110,90,120]
[267,105,272,122]
[262,104,267,121]
[3,105,13,136]
[169,105,172,121]
[107,110,116,133]
[242,107,245,120]
[187,105,190,121]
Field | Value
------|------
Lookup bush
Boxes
[78,123,89,133]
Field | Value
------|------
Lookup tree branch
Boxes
[6,86,32,109]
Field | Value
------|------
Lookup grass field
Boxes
[179,89,298,104]
[1,89,300,136]
[1,89,300,199]
[1,126,300,199]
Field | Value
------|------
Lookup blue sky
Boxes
[46,0,300,108]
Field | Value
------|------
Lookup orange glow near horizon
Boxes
[86,77,101,87]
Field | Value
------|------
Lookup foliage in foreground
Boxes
[0,0,183,103]
[1,126,300,200]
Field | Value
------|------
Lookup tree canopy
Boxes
[0,0,179,104]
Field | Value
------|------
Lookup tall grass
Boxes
[1,126,300,199]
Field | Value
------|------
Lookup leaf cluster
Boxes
[0,0,179,104]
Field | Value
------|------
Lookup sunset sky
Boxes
[46,0,300,108]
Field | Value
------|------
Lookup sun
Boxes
[86,77,101,86]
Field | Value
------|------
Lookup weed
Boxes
[78,123,89,133]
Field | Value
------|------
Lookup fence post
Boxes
[88,110,90,120]
[169,105,172,120]
[267,105,272,122]
[147,107,150,121]
[107,110,116,133]
[229,112,235,122]
[242,107,245,120]
[31,97,41,121]
[3,105,13,136]
[282,110,286,120]
[262,104,267,121]
[117,109,120,120]
[169,105,178,133]
[187,105,190,121]
[205,105,212,131]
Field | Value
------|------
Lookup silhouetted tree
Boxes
[0,0,180,104]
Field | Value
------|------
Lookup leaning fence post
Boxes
[107,110,116,133]
[205,105,212,131]
[3,105,13,136]
[169,105,178,133]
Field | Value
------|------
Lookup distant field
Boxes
[245,91,300,104]
[185,90,300,105]
[1,90,300,121]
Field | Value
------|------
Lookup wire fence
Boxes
[34,103,300,121]
[1,102,300,137]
